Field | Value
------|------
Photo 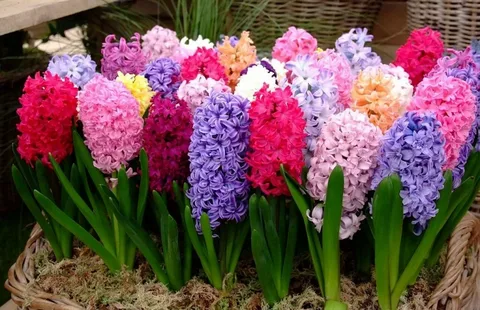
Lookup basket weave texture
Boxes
[407,0,480,49]
[5,210,480,310]
[233,0,382,51]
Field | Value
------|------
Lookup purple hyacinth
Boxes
[240,60,277,78]
[47,54,97,88]
[372,111,446,235]
[218,34,239,47]
[187,92,251,231]
[143,58,181,99]
[101,33,146,80]
[453,128,475,188]
[335,28,382,74]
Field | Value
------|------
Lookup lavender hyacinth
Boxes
[218,35,239,47]
[286,54,340,165]
[372,111,446,235]
[335,28,382,74]
[187,92,251,231]
[47,54,97,88]
[144,58,181,99]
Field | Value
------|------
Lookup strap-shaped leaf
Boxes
[136,149,149,224]
[227,219,250,274]
[200,213,222,289]
[12,144,38,191]
[280,203,299,298]
[389,174,403,291]
[251,229,279,304]
[165,216,183,290]
[35,191,120,271]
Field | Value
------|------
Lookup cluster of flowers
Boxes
[16,25,480,239]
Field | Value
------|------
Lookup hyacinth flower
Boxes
[308,109,382,239]
[142,25,180,62]
[235,63,277,101]
[101,33,147,80]
[47,54,97,88]
[335,28,382,75]
[286,54,341,165]
[408,73,476,171]
[272,26,318,63]
[177,74,230,113]
[185,92,251,289]
[217,31,257,89]
[116,72,155,117]
[393,27,444,87]
[352,64,413,133]
[174,35,215,63]
[143,58,182,99]
[13,71,78,261]
[180,47,228,82]
[245,86,306,304]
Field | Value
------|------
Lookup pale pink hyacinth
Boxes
[78,75,143,174]
[142,25,180,61]
[317,49,354,108]
[272,26,317,63]
[307,109,382,238]
[307,204,365,240]
[177,74,230,113]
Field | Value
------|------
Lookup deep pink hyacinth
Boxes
[17,72,78,167]
[180,47,228,82]
[246,85,307,196]
[272,26,317,63]
[408,73,476,170]
[78,75,143,174]
[393,27,444,87]
[143,94,192,193]
[101,33,147,80]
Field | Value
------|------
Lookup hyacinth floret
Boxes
[78,75,143,174]
[234,64,277,101]
[17,72,78,167]
[142,25,180,61]
[47,54,97,88]
[143,94,192,193]
[180,47,228,82]
[177,74,230,113]
[187,92,251,231]
[372,111,446,234]
[101,33,147,80]
[246,85,306,196]
[335,28,381,75]
[143,58,182,99]
[272,26,317,63]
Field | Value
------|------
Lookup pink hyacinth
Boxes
[143,94,192,193]
[317,49,354,108]
[101,33,147,80]
[177,74,230,113]
[408,73,476,170]
[307,109,382,238]
[272,26,318,63]
[142,25,180,61]
[78,75,143,174]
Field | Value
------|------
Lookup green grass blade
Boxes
[12,165,64,261]
[35,191,120,271]
[373,176,393,310]
[251,229,280,305]
[136,149,149,224]
[280,203,299,298]
[389,174,403,292]
[323,166,344,303]
[200,213,222,289]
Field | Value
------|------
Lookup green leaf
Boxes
[373,176,393,310]
[251,229,280,305]
[165,216,183,290]
[184,206,212,280]
[200,213,222,289]
[12,165,64,261]
[280,203,299,298]
[35,160,54,200]
[12,144,38,191]
[136,149,149,224]
[323,165,344,303]
[227,219,250,274]
[59,164,80,259]
[389,174,403,292]
[35,191,120,271]
[104,196,169,285]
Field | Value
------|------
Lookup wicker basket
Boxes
[5,212,480,310]
[407,0,480,49]
[233,0,383,52]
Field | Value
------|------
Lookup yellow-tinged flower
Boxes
[116,72,155,116]
[316,48,324,53]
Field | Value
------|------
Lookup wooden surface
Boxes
[0,0,116,36]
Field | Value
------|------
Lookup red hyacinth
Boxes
[17,71,78,167]
[143,93,193,193]
[180,47,228,82]
[246,85,306,196]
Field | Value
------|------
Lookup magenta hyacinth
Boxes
[101,33,147,80]
[78,75,143,174]
[143,94,193,193]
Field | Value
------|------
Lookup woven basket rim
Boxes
[4,213,480,310]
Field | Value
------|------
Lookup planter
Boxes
[5,212,480,310]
